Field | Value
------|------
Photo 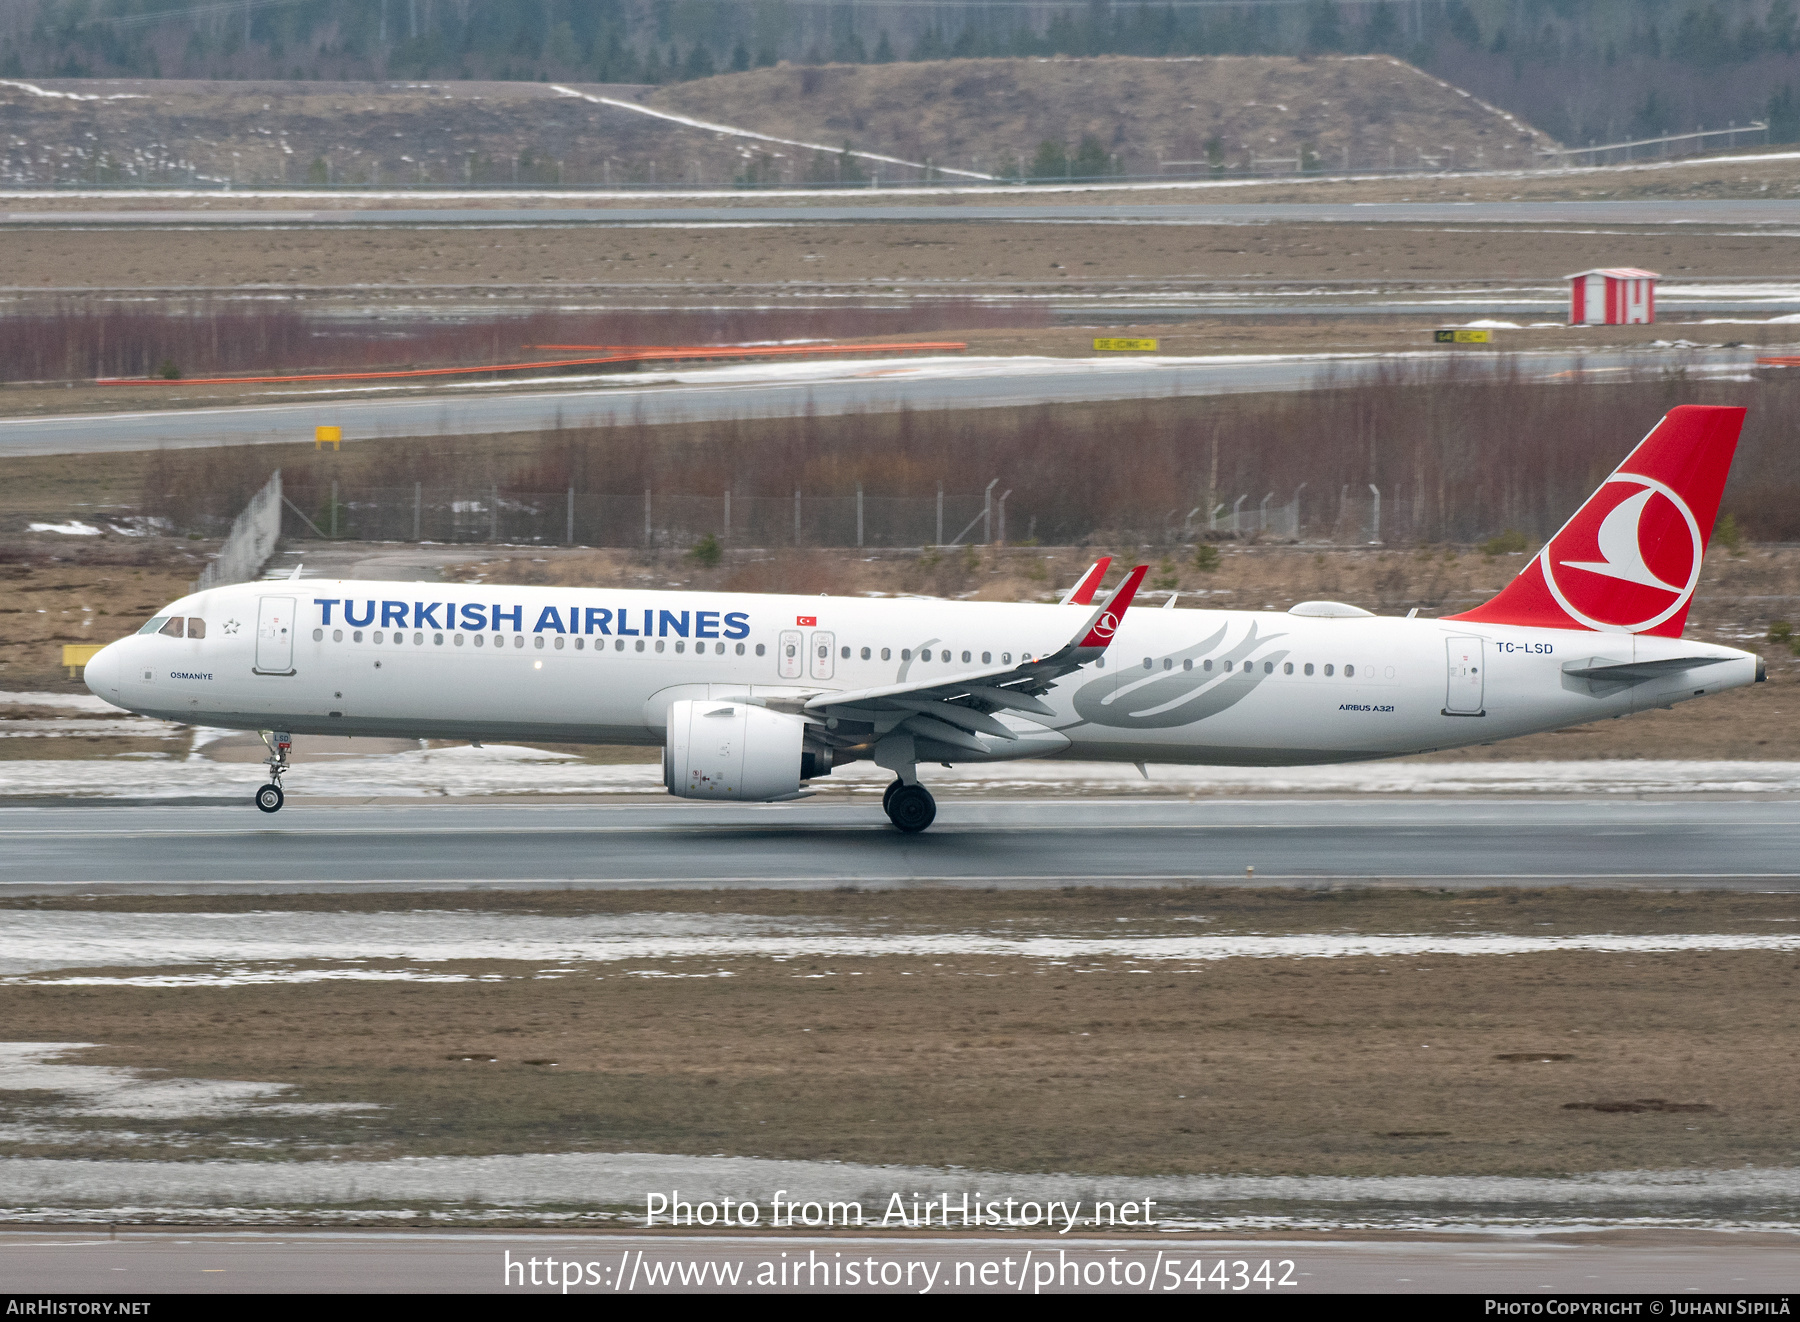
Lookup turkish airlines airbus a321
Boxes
[84,405,1763,832]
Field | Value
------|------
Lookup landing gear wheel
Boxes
[882,778,904,814]
[255,783,285,814]
[885,783,936,834]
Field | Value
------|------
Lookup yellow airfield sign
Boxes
[1093,338,1159,351]
[1434,329,1491,344]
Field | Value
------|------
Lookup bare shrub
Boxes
[135,359,1800,545]
[0,299,1045,383]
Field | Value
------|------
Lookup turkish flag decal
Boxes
[796,615,817,627]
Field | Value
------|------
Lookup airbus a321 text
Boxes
[84,405,1764,832]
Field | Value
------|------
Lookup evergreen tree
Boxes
[730,39,750,72]
[1071,134,1112,178]
[683,43,716,80]
[1305,0,1344,52]
[1360,1,1401,53]
[1770,85,1800,143]
[873,30,895,62]
[1030,140,1068,179]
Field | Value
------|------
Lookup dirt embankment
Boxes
[1,57,1549,190]
[651,55,1551,177]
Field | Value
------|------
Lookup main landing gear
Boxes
[883,778,936,833]
[255,730,291,814]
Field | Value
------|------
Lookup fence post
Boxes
[794,489,801,546]
[983,478,998,544]
[413,482,421,542]
[644,489,651,548]
[997,489,1010,546]
[723,489,731,543]
[330,480,338,539]
[490,486,498,543]
[566,487,574,546]
[936,483,944,546]
[1369,484,1382,543]
[856,484,863,548]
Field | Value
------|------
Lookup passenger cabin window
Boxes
[1324,664,1335,676]
[158,617,184,638]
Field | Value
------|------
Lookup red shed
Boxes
[1569,268,1658,325]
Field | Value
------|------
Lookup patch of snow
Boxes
[549,85,995,181]
[0,80,145,102]
[26,521,101,536]
[0,1043,374,1119]
[1,1148,1796,1225]
[2,911,1797,981]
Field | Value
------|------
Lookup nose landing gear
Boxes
[256,730,291,813]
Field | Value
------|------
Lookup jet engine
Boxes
[662,699,827,801]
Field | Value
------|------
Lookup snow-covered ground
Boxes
[1,742,1797,800]
[3,909,1797,982]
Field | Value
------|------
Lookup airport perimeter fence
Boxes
[260,482,1405,550]
[196,469,283,589]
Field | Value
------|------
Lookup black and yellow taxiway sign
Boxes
[1093,338,1159,351]
[1434,329,1491,344]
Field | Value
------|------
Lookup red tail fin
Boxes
[1447,405,1743,637]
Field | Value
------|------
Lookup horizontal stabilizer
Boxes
[1562,655,1731,682]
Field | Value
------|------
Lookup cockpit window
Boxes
[186,618,206,639]
[158,617,185,638]
[137,616,170,635]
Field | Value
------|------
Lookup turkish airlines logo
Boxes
[1541,474,1703,633]
[1090,611,1119,639]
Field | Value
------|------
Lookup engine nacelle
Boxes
[662,699,814,801]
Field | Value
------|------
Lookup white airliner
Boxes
[84,405,1763,831]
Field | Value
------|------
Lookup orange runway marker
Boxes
[95,341,969,387]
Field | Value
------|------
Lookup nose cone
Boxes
[84,639,128,707]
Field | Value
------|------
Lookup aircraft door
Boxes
[255,596,297,675]
[810,631,835,680]
[777,629,804,679]
[1444,636,1484,715]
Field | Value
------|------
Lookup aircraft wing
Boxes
[801,565,1147,755]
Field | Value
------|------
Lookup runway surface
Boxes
[3,798,1796,892]
[0,345,1757,456]
[0,1229,1791,1293]
[9,199,1800,226]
